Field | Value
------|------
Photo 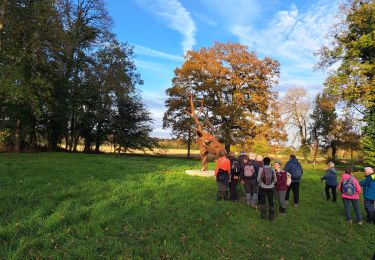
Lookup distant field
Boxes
[0,153,374,258]
[73,144,201,157]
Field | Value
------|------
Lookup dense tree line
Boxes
[316,0,374,164]
[0,0,155,152]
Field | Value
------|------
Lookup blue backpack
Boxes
[342,177,356,196]
[290,163,302,181]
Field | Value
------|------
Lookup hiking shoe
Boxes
[294,204,299,208]
[347,220,353,224]
[358,221,363,225]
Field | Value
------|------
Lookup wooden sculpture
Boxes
[189,96,225,171]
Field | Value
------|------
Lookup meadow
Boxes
[0,153,374,259]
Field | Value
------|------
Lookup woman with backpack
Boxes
[284,154,303,208]
[240,155,257,207]
[215,150,231,201]
[228,152,240,202]
[337,167,363,224]
[257,157,277,220]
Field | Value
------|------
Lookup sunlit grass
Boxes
[0,153,374,258]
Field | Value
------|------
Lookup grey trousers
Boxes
[276,190,287,209]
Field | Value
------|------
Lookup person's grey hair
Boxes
[364,167,374,174]
[248,153,255,160]
[328,162,335,168]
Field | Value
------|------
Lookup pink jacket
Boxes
[337,173,361,199]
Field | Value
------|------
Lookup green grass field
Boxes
[0,153,374,259]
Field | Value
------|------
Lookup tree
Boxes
[0,0,60,151]
[337,108,362,166]
[281,88,310,162]
[112,94,156,153]
[316,0,375,165]
[309,92,338,165]
[164,42,286,152]
[163,84,195,158]
[0,0,156,153]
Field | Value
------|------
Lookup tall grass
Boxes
[0,153,374,259]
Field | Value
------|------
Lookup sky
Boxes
[106,0,340,138]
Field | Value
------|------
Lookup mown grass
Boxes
[0,153,374,259]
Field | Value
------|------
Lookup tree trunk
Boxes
[331,140,337,161]
[14,119,20,152]
[187,127,191,159]
[65,135,69,150]
[83,138,91,153]
[225,143,231,153]
[29,127,37,152]
[73,134,79,152]
[95,123,102,153]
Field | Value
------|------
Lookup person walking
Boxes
[228,152,240,202]
[337,167,362,224]
[320,162,338,202]
[214,150,231,201]
[241,155,257,207]
[359,167,375,224]
[284,155,303,207]
[257,157,277,220]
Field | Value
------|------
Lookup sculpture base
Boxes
[185,170,215,177]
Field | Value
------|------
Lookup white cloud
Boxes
[232,3,338,67]
[134,45,184,62]
[230,2,339,99]
[193,13,218,26]
[134,59,172,75]
[135,0,196,54]
[200,0,261,24]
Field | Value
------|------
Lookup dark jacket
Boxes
[284,158,303,182]
[359,174,375,200]
[229,158,240,182]
[321,168,338,186]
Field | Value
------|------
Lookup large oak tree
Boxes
[164,42,286,152]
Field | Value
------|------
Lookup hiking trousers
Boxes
[258,187,275,220]
[286,182,300,204]
[342,198,362,222]
[229,181,238,201]
[245,178,258,206]
[364,198,375,224]
[216,181,228,200]
[325,184,337,202]
[276,190,287,210]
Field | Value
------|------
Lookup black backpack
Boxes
[217,169,229,183]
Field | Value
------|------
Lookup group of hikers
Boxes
[214,150,375,224]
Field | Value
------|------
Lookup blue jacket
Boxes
[359,174,375,200]
[284,158,303,182]
[321,168,338,186]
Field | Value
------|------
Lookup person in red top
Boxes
[215,150,230,201]
[274,162,288,214]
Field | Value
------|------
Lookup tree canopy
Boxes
[164,42,286,152]
[316,0,375,164]
[0,0,155,152]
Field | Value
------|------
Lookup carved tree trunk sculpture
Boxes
[189,96,225,171]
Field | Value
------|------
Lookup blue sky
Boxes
[107,0,339,138]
